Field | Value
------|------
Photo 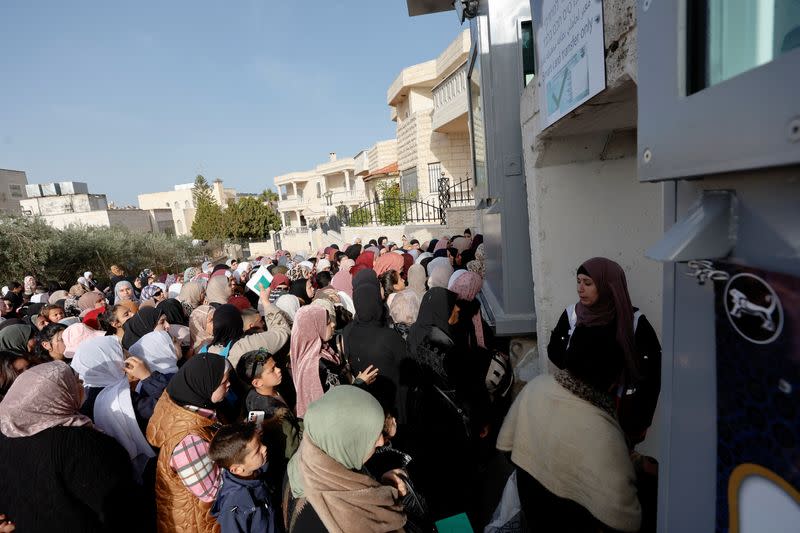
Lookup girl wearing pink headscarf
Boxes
[449,271,486,349]
[290,306,377,418]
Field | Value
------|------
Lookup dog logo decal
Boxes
[724,273,784,344]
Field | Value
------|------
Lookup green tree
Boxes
[192,174,213,205]
[259,188,279,203]
[223,197,281,241]
[191,197,225,240]
[376,181,411,226]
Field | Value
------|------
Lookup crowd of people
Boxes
[0,230,661,533]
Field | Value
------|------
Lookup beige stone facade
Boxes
[138,179,235,236]
[275,142,398,228]
[388,30,474,203]
[0,169,28,214]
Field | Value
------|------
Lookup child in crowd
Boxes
[209,422,275,533]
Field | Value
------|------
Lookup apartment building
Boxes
[387,30,473,203]
[138,179,236,236]
[20,181,169,233]
[275,141,397,227]
[0,169,28,214]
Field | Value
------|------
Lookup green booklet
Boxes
[435,513,473,532]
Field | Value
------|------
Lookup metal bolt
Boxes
[643,0,652,12]
[643,148,652,164]
[787,117,800,143]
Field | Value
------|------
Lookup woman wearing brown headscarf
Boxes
[546,257,661,445]
[0,361,140,532]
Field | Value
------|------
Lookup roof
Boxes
[364,162,399,182]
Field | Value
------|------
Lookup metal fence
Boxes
[346,197,445,226]
[446,176,474,206]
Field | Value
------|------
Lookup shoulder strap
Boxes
[566,304,577,334]
[633,310,643,333]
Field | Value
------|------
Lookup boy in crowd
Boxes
[209,422,275,533]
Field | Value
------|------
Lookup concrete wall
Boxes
[138,188,196,236]
[0,169,28,214]
[520,0,663,457]
[36,210,112,230]
[367,140,398,173]
[107,209,157,232]
[20,193,108,216]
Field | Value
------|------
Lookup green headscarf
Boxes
[287,385,385,498]
[0,324,33,355]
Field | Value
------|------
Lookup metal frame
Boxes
[637,0,800,182]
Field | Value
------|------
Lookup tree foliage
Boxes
[259,188,279,204]
[0,214,208,285]
[192,174,213,205]
[191,195,281,242]
[224,197,281,241]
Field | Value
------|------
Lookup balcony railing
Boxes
[433,62,467,111]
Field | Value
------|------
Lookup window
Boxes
[9,184,23,199]
[316,182,322,198]
[427,162,442,193]
[521,20,535,86]
[688,0,800,93]
[184,200,190,208]
[468,47,488,189]
[401,169,419,195]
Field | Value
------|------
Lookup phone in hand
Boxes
[247,410,265,425]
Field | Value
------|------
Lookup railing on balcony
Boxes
[433,62,467,111]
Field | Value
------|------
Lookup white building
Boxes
[275,143,397,228]
[20,181,169,233]
[0,169,28,214]
[388,30,473,203]
[138,179,236,236]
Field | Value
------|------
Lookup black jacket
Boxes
[547,307,662,442]
[0,426,141,532]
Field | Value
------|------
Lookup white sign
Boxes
[245,265,273,295]
[534,0,606,127]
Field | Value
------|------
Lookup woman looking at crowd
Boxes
[100,304,134,343]
[378,269,405,306]
[546,257,661,446]
[284,386,407,533]
[147,353,231,533]
[0,361,141,532]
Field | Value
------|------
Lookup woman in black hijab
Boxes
[156,298,189,327]
[147,353,230,532]
[122,307,166,349]
[344,243,362,260]
[342,279,407,418]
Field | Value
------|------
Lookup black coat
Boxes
[342,284,408,417]
[547,307,662,442]
[0,426,141,532]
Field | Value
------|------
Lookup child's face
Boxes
[47,308,64,323]
[254,358,282,388]
[232,433,268,476]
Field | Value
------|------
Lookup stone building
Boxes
[20,181,170,233]
[388,29,473,203]
[138,179,236,236]
[0,169,28,214]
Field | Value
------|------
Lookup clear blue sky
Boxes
[0,1,459,205]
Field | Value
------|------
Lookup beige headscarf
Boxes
[407,264,427,298]
[205,276,231,306]
[0,361,93,438]
[497,374,641,532]
[189,304,214,351]
[177,281,205,310]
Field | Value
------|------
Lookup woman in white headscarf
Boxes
[71,336,157,479]
[275,294,302,325]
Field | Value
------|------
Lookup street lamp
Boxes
[324,190,333,206]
